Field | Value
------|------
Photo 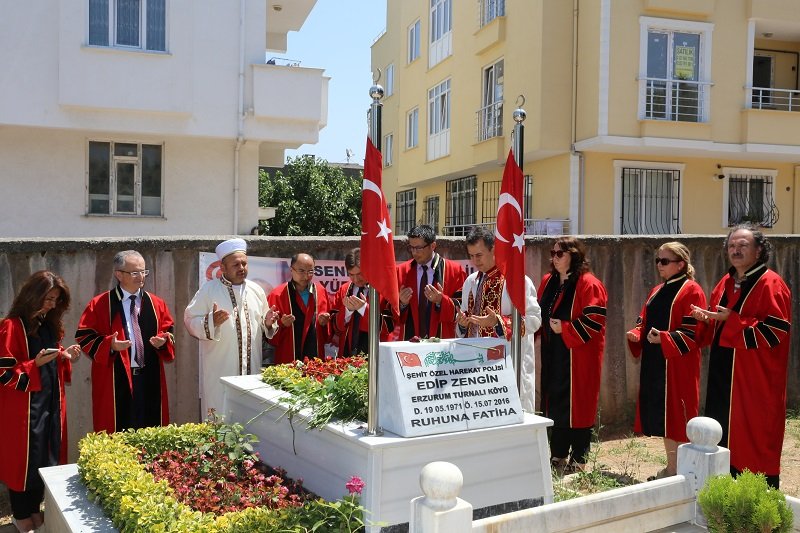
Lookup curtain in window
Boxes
[146,0,166,51]
[88,0,110,46]
[116,0,141,47]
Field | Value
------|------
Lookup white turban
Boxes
[215,238,247,261]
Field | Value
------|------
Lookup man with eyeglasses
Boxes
[76,250,175,433]
[185,238,278,418]
[396,224,466,340]
[267,252,331,363]
[331,248,393,356]
[691,224,791,489]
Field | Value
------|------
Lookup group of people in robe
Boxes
[0,223,792,532]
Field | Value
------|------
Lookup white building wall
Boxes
[0,127,262,237]
[0,0,326,237]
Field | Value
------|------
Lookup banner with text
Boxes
[378,338,523,437]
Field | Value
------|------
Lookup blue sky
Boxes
[283,0,387,165]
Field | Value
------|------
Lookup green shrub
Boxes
[698,471,794,533]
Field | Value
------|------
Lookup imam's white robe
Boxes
[184,277,270,417]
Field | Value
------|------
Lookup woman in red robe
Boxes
[626,242,706,480]
[0,271,81,533]
[538,237,607,473]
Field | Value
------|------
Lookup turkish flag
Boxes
[487,344,505,361]
[361,138,400,314]
[494,149,526,315]
[397,351,422,367]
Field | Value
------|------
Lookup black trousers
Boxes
[8,485,44,520]
[550,426,593,465]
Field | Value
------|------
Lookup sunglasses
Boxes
[549,250,567,258]
[655,257,681,266]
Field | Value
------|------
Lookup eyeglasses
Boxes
[118,270,150,278]
[654,257,681,266]
[291,267,314,276]
[407,243,431,252]
[550,250,567,258]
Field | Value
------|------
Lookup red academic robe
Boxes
[699,264,791,477]
[627,275,706,442]
[268,281,330,363]
[538,272,607,428]
[396,254,466,340]
[0,317,71,492]
[75,287,175,433]
[331,281,391,357]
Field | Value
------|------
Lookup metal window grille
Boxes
[421,195,440,232]
[444,176,477,236]
[727,174,778,227]
[395,189,417,235]
[620,168,681,234]
[481,180,501,224]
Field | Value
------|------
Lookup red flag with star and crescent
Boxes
[494,149,526,315]
[361,138,400,313]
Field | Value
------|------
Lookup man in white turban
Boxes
[184,238,277,418]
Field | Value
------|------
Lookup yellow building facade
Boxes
[371,0,800,236]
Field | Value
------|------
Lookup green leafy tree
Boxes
[259,155,362,236]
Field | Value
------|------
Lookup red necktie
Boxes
[130,295,145,367]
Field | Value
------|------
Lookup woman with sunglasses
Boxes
[538,237,607,474]
[626,242,707,481]
[0,271,81,533]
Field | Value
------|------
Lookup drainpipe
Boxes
[233,0,247,234]
[570,0,584,234]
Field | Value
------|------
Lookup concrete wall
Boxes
[1,234,797,461]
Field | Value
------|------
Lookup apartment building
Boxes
[0,0,328,237]
[371,0,800,236]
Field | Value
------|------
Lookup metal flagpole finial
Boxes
[370,84,385,102]
[513,95,527,124]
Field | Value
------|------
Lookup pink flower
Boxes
[346,476,365,495]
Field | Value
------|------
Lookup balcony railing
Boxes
[750,86,800,112]
[641,77,711,122]
[476,101,503,142]
[443,219,569,237]
[479,0,505,27]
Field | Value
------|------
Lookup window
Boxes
[444,176,477,236]
[406,107,419,149]
[639,17,713,122]
[428,79,451,160]
[477,59,504,141]
[386,64,394,97]
[89,0,166,52]
[722,168,778,228]
[408,19,421,63]
[482,180,500,224]
[396,189,417,234]
[383,134,393,167]
[422,195,440,232]
[429,0,452,68]
[88,141,163,216]
[480,0,505,28]
[614,161,682,235]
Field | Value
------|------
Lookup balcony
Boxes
[251,62,329,143]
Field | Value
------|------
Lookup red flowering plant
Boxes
[261,356,368,429]
[78,418,371,531]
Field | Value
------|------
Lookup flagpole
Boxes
[512,103,526,407]
[366,82,384,436]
